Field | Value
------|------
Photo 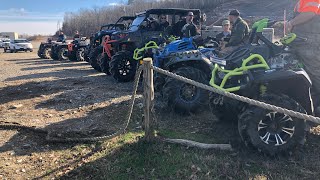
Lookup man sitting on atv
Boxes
[158,14,169,31]
[57,31,66,42]
[181,12,199,38]
[73,30,80,39]
[220,9,249,55]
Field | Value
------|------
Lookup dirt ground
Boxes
[1,42,320,179]
[0,42,144,179]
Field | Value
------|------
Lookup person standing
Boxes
[286,0,320,115]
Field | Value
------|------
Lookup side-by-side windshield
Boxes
[129,15,146,31]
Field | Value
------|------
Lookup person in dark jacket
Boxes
[158,14,169,31]
[57,31,66,42]
[219,9,249,55]
[226,9,249,47]
[73,30,80,39]
[215,20,231,43]
[181,12,198,37]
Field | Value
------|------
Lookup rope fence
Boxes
[143,60,320,128]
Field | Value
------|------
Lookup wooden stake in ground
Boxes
[143,58,155,141]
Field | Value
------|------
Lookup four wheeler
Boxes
[208,19,313,155]
[109,8,206,82]
[67,37,90,61]
[134,35,217,113]
[87,16,135,72]
[50,37,89,61]
[38,39,53,59]
[50,41,71,61]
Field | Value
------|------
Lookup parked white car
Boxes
[0,38,10,47]
[9,39,33,53]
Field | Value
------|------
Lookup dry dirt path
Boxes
[0,44,142,179]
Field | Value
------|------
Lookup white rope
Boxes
[152,66,320,124]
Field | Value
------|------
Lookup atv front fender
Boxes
[254,69,314,114]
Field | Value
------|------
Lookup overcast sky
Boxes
[0,0,126,35]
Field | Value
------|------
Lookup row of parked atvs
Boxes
[38,13,318,156]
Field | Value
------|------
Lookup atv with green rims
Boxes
[87,16,135,72]
[109,8,206,82]
[208,19,313,155]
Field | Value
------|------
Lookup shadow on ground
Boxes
[58,132,320,179]
[0,98,143,156]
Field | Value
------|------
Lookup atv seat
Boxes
[219,44,271,69]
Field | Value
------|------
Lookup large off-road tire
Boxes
[109,51,137,82]
[58,47,69,61]
[37,48,43,58]
[76,48,85,61]
[238,93,307,156]
[68,52,77,61]
[84,47,90,62]
[162,66,209,113]
[50,47,59,60]
[97,53,111,75]
[89,46,102,72]
[209,93,239,122]
[42,47,51,59]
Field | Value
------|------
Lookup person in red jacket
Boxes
[286,0,320,115]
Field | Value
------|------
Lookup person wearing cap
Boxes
[181,11,199,37]
[215,20,231,43]
[286,0,320,116]
[226,9,249,47]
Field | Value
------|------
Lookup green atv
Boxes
[209,19,313,155]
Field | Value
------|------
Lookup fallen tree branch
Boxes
[163,138,233,151]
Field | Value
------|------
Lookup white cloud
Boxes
[0,21,58,35]
[0,8,63,21]
[109,2,124,6]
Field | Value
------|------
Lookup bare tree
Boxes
[61,0,230,37]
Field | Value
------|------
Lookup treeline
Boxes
[61,0,228,37]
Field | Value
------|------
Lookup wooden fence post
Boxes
[143,58,155,141]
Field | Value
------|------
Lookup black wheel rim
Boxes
[179,83,199,102]
[258,112,295,146]
[117,57,133,76]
